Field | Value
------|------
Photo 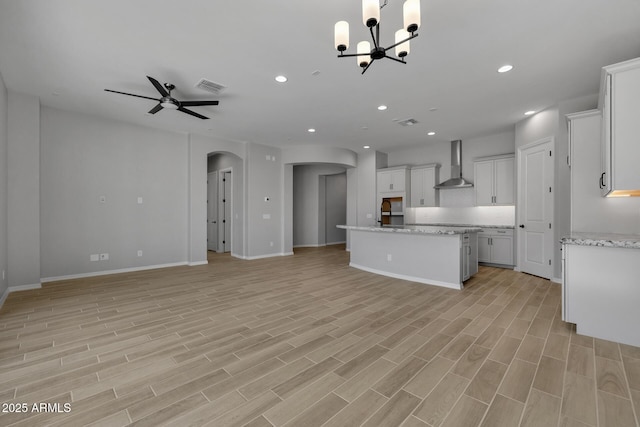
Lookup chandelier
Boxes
[334,0,421,74]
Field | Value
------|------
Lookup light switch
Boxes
[137,197,143,204]
[99,196,106,203]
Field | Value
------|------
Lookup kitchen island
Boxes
[337,225,480,290]
[562,232,640,347]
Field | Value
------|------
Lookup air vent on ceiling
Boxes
[398,118,419,126]
[194,78,226,94]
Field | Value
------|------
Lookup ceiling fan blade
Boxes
[180,100,219,107]
[178,106,209,120]
[148,104,163,114]
[147,76,169,97]
[104,89,159,101]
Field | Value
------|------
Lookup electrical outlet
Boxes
[270,241,274,247]
[99,196,106,203]
[263,213,271,219]
[99,253,109,260]
[90,254,99,262]
[137,197,143,204]
[137,250,143,257]
[387,254,392,261]
[366,213,373,219]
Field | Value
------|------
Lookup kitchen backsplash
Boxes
[406,205,516,226]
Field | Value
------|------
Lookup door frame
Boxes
[218,168,232,253]
[207,171,218,251]
[516,136,554,279]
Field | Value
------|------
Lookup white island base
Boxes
[342,226,478,290]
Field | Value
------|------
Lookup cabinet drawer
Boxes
[478,228,513,237]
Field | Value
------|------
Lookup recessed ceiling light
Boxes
[275,75,288,83]
[363,145,371,149]
[427,131,436,136]
[497,64,514,73]
[308,128,316,133]
[524,110,536,116]
[377,105,387,111]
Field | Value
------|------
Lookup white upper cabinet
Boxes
[377,166,409,193]
[410,164,440,207]
[600,57,640,197]
[473,155,515,206]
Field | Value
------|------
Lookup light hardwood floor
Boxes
[0,245,639,427]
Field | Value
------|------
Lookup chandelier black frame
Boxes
[334,0,421,74]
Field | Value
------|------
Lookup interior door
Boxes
[207,172,218,251]
[518,138,554,278]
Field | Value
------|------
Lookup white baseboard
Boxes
[349,262,463,291]
[0,283,42,310]
[0,287,8,309]
[9,283,42,291]
[188,261,208,266]
[551,276,562,284]
[243,252,294,260]
[41,262,189,283]
[293,242,346,248]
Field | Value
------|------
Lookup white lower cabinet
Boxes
[477,228,514,266]
[563,243,640,347]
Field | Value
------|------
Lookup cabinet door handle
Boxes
[599,172,605,189]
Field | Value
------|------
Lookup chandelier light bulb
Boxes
[403,0,421,33]
[334,21,349,51]
[395,29,411,57]
[357,41,371,68]
[362,0,380,28]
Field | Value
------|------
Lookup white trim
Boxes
[0,283,43,310]
[8,283,42,291]
[188,261,208,266]
[0,288,9,308]
[551,276,562,284]
[349,262,463,290]
[293,244,326,248]
[243,252,294,260]
[326,241,346,245]
[41,262,188,283]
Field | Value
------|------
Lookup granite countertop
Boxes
[409,223,515,230]
[337,224,482,235]
[561,232,640,249]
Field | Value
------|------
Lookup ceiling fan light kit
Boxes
[105,76,219,119]
[335,0,420,74]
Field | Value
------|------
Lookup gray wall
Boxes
[40,107,189,279]
[292,164,346,247]
[246,142,283,258]
[0,72,7,298]
[8,92,40,288]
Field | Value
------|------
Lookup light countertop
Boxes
[561,232,640,249]
[337,225,482,235]
[408,223,514,230]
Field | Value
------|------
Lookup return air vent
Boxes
[195,78,226,94]
[398,118,418,126]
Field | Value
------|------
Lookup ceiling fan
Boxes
[104,76,219,120]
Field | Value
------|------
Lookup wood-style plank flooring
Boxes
[1,245,639,426]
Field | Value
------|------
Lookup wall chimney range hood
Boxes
[434,140,473,189]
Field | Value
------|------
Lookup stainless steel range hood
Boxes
[434,140,473,189]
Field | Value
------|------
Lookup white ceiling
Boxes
[1,0,639,153]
